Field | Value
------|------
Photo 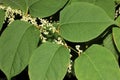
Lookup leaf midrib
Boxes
[43,45,62,80]
[84,53,105,80]
[61,21,113,25]
[9,25,31,78]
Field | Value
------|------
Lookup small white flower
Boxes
[0,5,5,9]
[42,37,47,42]
[119,7,120,14]
[68,60,73,73]
[75,45,83,53]
[70,54,72,58]
[43,31,49,35]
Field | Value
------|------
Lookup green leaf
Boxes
[115,0,120,4]
[0,0,68,18]
[0,9,5,31]
[115,16,120,26]
[0,20,40,79]
[60,2,114,42]
[29,0,68,18]
[75,44,120,80]
[70,0,115,19]
[113,27,120,53]
[0,0,28,13]
[103,33,118,59]
[29,42,70,80]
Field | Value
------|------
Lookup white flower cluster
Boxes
[0,5,5,10]
[75,45,83,55]
[5,6,22,24]
[39,19,56,43]
[67,45,83,74]
[115,9,120,18]
[39,20,65,45]
[115,3,120,19]
[53,37,64,45]
[21,14,37,27]
[68,60,73,73]
[37,19,64,45]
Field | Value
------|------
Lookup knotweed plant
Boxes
[0,0,120,80]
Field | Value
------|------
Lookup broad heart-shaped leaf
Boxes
[0,20,40,80]
[75,44,120,80]
[103,33,118,59]
[70,0,115,19]
[29,42,70,80]
[113,27,120,53]
[0,0,28,13]
[29,0,68,18]
[60,2,114,42]
[0,9,5,31]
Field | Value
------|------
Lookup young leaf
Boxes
[75,44,120,80]
[29,0,68,18]
[29,42,70,80]
[70,0,115,19]
[0,20,40,79]
[113,27,120,53]
[0,9,5,31]
[60,2,114,42]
